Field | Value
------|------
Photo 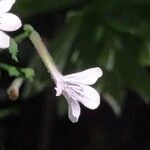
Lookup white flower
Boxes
[27,26,103,123]
[0,0,22,49]
[54,67,103,123]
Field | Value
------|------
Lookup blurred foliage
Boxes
[9,39,19,62]
[0,107,19,120]
[1,0,150,114]
[0,63,35,81]
[0,1,149,150]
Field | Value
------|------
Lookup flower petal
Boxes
[63,91,81,123]
[0,31,10,49]
[0,13,22,31]
[77,85,100,109]
[63,67,102,85]
[65,84,100,110]
[0,0,15,13]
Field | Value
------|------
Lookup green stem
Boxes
[14,32,29,43]
[25,25,61,82]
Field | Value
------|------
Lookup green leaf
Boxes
[20,68,35,82]
[8,67,21,77]
[9,39,19,62]
[0,62,35,81]
[0,63,20,77]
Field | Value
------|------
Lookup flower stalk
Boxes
[25,25,62,84]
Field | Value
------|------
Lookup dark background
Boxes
[0,0,150,149]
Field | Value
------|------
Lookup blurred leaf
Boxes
[0,107,19,120]
[103,93,121,115]
[70,13,100,68]
[51,10,84,71]
[0,63,20,77]
[0,63,35,81]
[115,35,150,102]
[98,31,122,70]
[102,70,125,109]
[9,39,18,62]
[138,41,150,66]
[129,70,150,102]
[20,68,35,82]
